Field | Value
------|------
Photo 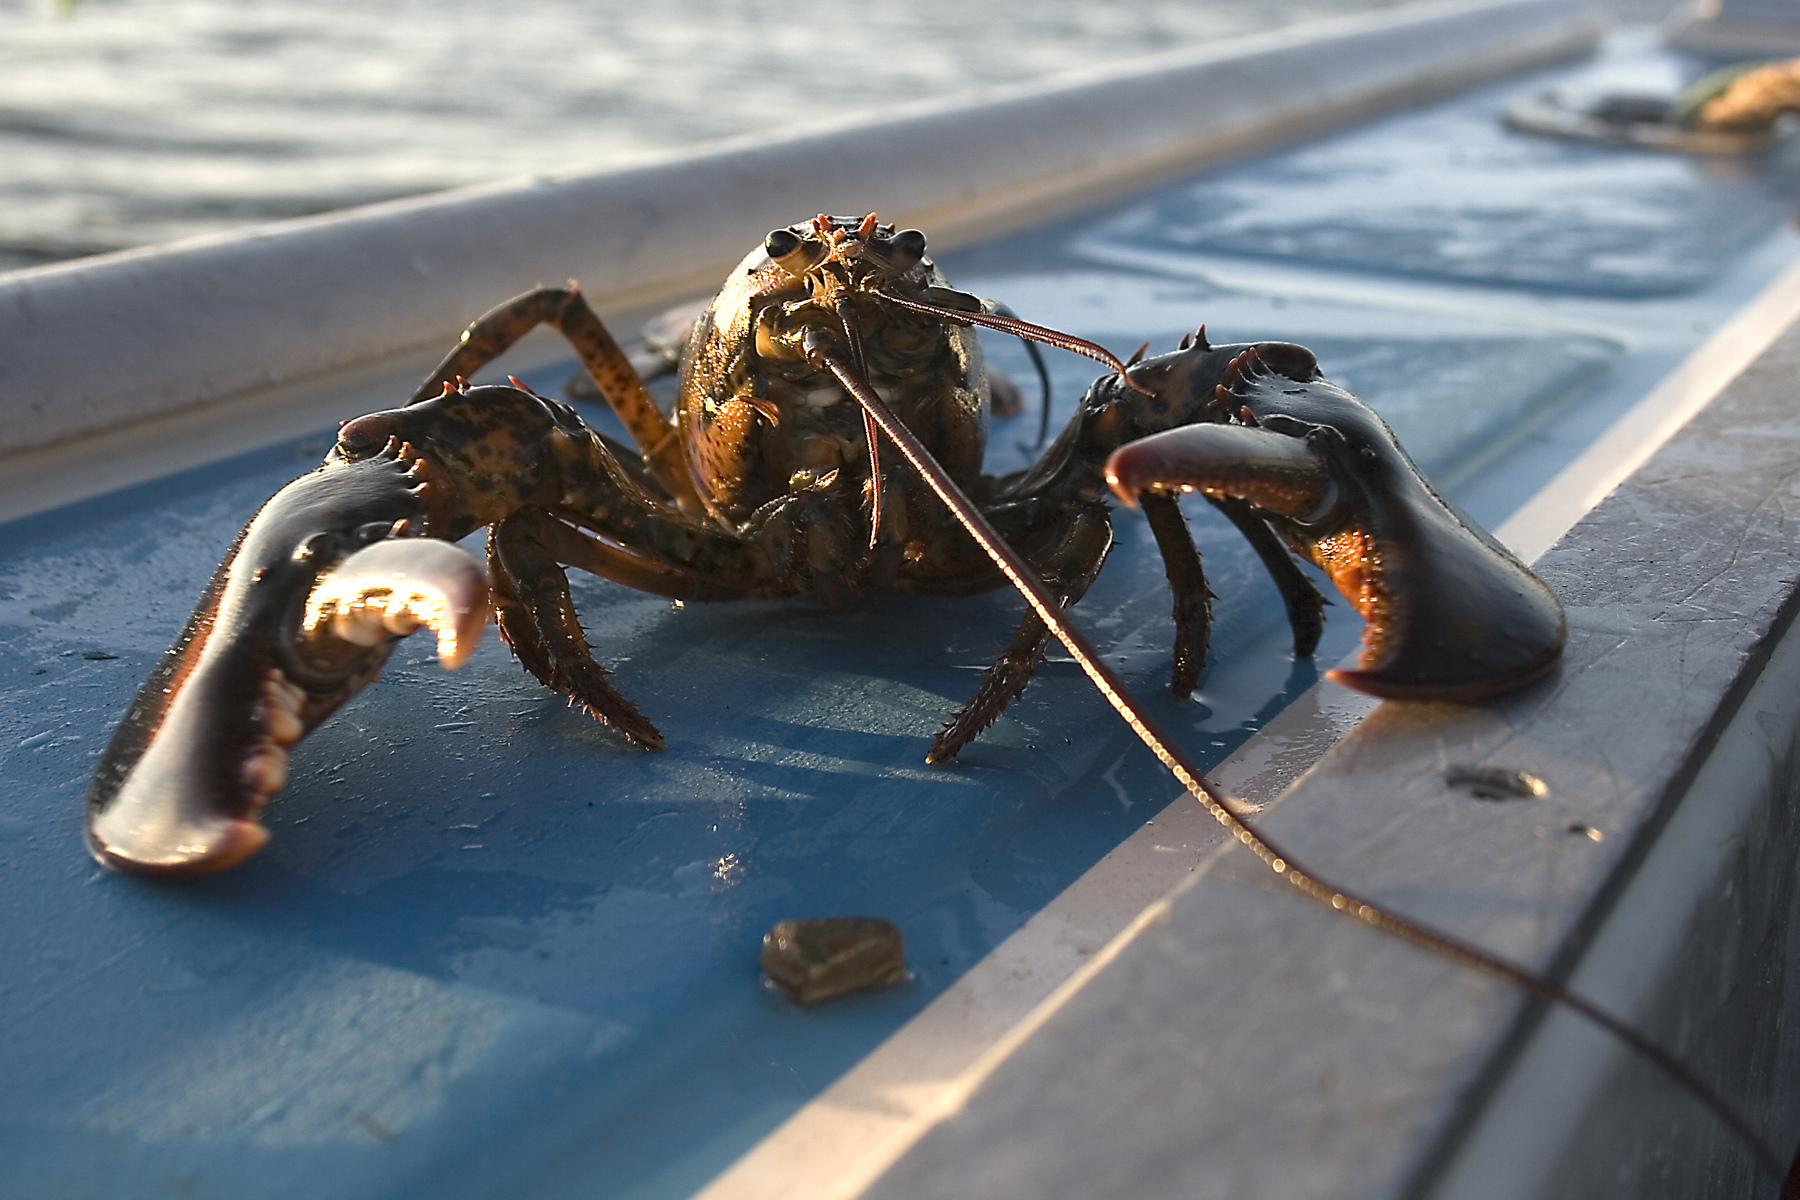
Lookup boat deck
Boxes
[4,28,1798,1200]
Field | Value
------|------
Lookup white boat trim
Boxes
[0,0,1598,482]
[1497,248,1800,561]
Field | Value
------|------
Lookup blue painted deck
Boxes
[3,35,1798,1200]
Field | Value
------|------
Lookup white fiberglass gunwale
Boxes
[0,0,1596,506]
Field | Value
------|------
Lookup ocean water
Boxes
[0,0,1656,273]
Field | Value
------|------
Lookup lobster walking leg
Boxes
[407,285,702,513]
[1112,491,1326,703]
[928,501,1114,763]
[1139,493,1213,700]
[490,509,667,750]
[1210,496,1326,661]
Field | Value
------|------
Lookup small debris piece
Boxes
[1445,765,1548,801]
[1503,90,1778,154]
[761,917,904,1005]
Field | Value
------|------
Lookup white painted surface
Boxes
[1496,249,1800,561]
[1426,607,1800,1194]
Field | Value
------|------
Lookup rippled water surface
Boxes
[1,0,1647,271]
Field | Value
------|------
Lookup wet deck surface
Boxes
[4,34,1799,1200]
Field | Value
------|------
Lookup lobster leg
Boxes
[490,489,848,749]
[1106,492,1324,704]
[740,482,864,610]
[407,285,703,514]
[489,509,667,750]
[1139,493,1213,700]
[1209,495,1327,661]
[351,376,788,605]
[928,501,1113,763]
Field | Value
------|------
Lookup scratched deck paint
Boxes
[4,37,1800,1200]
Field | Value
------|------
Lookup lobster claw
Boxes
[86,450,489,878]
[1105,348,1565,701]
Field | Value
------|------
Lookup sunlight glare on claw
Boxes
[303,539,490,667]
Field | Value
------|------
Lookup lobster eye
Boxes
[765,227,826,277]
[889,228,926,267]
[765,228,801,259]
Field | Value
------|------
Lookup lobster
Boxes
[85,212,1567,876]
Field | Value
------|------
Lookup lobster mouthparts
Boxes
[86,451,489,878]
[1105,348,1566,701]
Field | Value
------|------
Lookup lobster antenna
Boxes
[878,288,1154,397]
[810,343,1783,1183]
[834,298,885,550]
